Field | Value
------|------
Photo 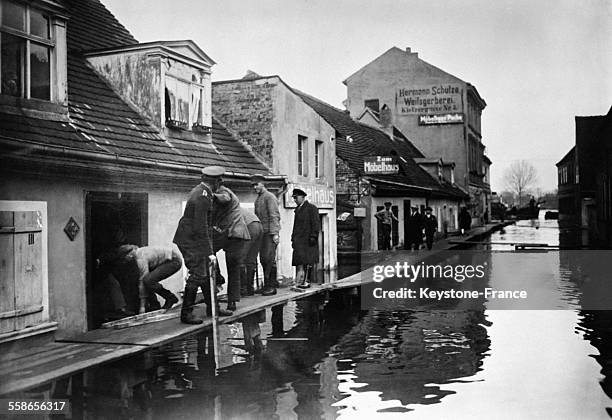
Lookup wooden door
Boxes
[0,211,43,334]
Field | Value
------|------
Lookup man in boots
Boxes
[173,166,232,324]
[252,174,281,296]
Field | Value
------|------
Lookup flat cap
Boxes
[251,173,266,184]
[425,206,433,211]
[291,188,307,197]
[201,166,225,177]
[384,201,392,206]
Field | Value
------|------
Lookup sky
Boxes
[104,0,611,193]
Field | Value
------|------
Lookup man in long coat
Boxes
[173,166,232,324]
[290,188,320,288]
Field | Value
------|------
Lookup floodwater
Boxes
[15,215,612,419]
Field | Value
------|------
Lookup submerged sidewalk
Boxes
[0,222,510,396]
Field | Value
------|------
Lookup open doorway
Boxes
[85,192,148,330]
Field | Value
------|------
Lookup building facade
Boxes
[213,74,338,281]
[294,92,467,251]
[0,0,276,344]
[557,107,612,248]
[343,47,490,225]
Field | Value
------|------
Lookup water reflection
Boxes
[9,215,612,418]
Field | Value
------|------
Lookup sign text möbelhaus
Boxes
[284,183,335,209]
[364,156,400,175]
[396,84,463,115]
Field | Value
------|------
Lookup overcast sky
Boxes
[104,0,611,192]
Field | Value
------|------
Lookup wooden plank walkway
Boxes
[0,342,141,395]
[0,222,510,396]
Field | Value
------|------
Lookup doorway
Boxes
[85,191,148,329]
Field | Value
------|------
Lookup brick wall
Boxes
[212,81,275,167]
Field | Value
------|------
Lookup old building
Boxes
[295,93,467,251]
[343,47,491,226]
[212,73,337,282]
[0,0,277,345]
[557,107,612,248]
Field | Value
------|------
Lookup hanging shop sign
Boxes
[363,156,400,175]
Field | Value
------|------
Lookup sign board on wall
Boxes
[284,183,335,209]
[363,156,400,175]
[396,84,463,115]
[418,113,464,125]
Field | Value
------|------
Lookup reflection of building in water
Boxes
[577,310,612,418]
[333,309,490,408]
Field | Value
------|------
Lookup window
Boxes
[364,99,379,113]
[315,140,323,178]
[165,73,205,130]
[1,1,53,100]
[297,135,307,176]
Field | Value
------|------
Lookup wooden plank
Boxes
[0,305,42,319]
[0,234,15,334]
[0,227,42,234]
[14,230,43,331]
[0,343,143,396]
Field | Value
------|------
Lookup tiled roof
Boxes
[1,0,270,177]
[290,89,465,198]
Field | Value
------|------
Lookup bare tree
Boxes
[503,160,538,207]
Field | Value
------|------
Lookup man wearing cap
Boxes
[291,188,320,288]
[423,207,438,250]
[252,174,281,296]
[173,166,232,324]
[374,202,398,250]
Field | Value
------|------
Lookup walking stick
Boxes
[208,258,220,373]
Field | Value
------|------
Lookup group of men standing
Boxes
[174,166,320,325]
[375,202,439,251]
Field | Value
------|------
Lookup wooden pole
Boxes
[209,260,220,373]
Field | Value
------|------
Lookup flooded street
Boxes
[17,216,612,419]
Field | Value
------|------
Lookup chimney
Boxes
[380,104,393,138]
[405,47,418,58]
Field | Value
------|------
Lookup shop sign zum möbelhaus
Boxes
[284,183,335,209]
[363,156,400,175]
[396,84,463,115]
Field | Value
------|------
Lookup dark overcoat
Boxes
[291,200,320,265]
[173,182,213,271]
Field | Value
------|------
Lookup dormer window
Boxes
[1,0,54,101]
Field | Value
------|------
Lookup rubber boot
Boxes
[181,285,203,324]
[158,288,179,310]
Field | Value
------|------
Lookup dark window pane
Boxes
[30,9,49,39]
[2,1,25,31]
[364,99,379,113]
[1,32,25,97]
[30,43,50,100]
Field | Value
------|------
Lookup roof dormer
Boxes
[85,40,215,133]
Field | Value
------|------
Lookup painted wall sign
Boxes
[418,113,464,125]
[284,183,335,209]
[363,156,400,175]
[396,84,463,115]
